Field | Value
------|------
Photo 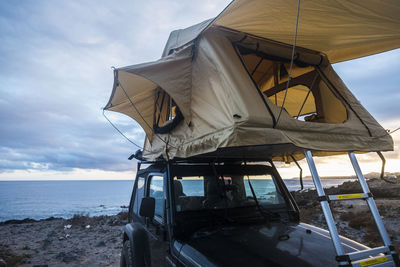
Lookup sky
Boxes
[0,0,399,180]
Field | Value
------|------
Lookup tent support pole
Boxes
[290,155,303,190]
[377,151,386,179]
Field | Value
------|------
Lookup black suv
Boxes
[120,159,367,267]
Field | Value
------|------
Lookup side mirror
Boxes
[139,197,155,218]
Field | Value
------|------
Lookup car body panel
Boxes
[175,222,368,267]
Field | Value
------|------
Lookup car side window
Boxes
[149,175,164,222]
[133,177,145,215]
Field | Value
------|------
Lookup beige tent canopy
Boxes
[105,0,399,161]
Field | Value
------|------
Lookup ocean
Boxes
[0,178,355,222]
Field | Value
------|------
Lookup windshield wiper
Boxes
[206,208,237,224]
[257,205,281,220]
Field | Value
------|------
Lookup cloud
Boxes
[333,49,400,121]
[0,0,231,175]
[0,0,398,178]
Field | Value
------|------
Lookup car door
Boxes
[130,175,145,222]
[146,173,169,266]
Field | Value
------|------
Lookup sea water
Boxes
[0,178,354,221]
[0,180,134,221]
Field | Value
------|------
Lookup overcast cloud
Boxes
[0,0,398,178]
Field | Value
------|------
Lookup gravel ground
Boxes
[0,212,128,267]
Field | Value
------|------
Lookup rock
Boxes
[2,218,37,225]
[95,241,106,247]
[117,211,129,221]
[56,252,77,263]
[64,224,72,229]
[107,217,125,226]
[43,217,57,221]
[59,236,65,240]
[85,225,91,229]
[42,238,52,249]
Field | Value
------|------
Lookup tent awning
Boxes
[212,0,400,63]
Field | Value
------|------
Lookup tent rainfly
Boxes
[105,0,399,161]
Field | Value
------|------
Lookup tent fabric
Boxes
[213,0,400,63]
[105,7,396,161]
[157,1,400,64]
[105,43,194,140]
[162,19,212,57]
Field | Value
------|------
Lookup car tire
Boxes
[120,247,126,267]
[120,240,133,267]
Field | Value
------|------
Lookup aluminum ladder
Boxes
[305,150,399,267]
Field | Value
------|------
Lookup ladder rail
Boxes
[348,152,392,247]
[304,151,399,267]
[305,150,346,257]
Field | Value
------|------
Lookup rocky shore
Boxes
[0,212,128,266]
[1,176,399,266]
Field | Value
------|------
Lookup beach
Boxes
[0,176,399,266]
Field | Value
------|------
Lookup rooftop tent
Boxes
[104,0,399,161]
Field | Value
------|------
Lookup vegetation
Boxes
[0,245,31,267]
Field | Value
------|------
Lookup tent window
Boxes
[153,88,184,134]
[236,44,347,123]
[269,85,316,118]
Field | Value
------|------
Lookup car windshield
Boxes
[173,172,286,213]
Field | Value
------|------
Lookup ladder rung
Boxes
[328,193,370,201]
[346,246,391,261]
[352,254,394,267]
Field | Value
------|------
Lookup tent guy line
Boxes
[109,77,178,151]
[276,0,301,127]
[117,79,179,150]
[102,109,149,152]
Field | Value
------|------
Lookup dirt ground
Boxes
[0,213,128,267]
[1,176,399,266]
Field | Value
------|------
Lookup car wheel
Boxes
[121,240,133,267]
